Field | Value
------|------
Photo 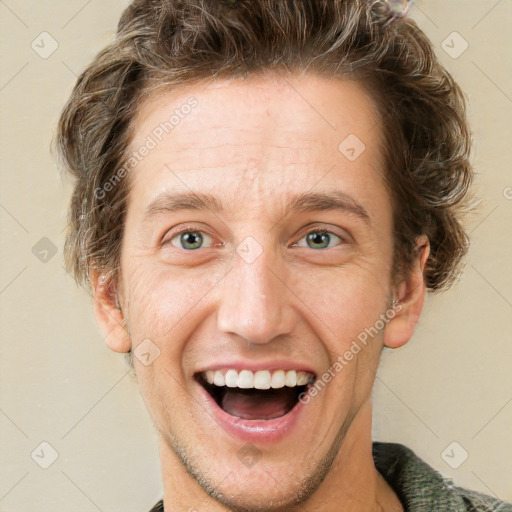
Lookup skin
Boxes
[91,71,429,511]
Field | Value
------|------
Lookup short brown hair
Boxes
[56,0,473,293]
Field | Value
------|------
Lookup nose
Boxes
[216,243,297,345]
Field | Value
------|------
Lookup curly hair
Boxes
[55,0,473,293]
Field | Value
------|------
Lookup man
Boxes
[56,0,511,510]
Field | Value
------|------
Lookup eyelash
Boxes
[163,225,346,250]
[165,226,217,250]
[295,227,344,249]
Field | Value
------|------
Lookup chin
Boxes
[164,429,337,512]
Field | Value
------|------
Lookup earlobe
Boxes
[384,236,430,349]
[90,268,132,353]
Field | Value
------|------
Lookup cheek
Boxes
[290,261,391,347]
[122,263,212,413]
[122,262,218,345]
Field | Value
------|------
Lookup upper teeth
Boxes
[202,369,313,390]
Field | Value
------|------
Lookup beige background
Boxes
[0,1,511,510]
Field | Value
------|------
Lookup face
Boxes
[111,72,403,509]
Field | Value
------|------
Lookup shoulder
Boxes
[449,485,512,511]
[372,442,512,512]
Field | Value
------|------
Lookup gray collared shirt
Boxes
[373,442,511,511]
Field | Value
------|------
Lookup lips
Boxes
[194,366,316,441]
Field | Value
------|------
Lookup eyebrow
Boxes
[143,192,222,221]
[143,190,370,223]
[290,191,370,221]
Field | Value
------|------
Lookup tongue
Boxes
[221,388,297,420]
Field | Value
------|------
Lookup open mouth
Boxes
[195,369,315,421]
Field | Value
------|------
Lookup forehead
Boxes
[126,72,387,218]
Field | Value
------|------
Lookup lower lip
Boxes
[197,382,307,444]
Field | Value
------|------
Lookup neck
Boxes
[158,400,403,512]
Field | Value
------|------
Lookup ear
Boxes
[90,268,132,353]
[384,235,430,349]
